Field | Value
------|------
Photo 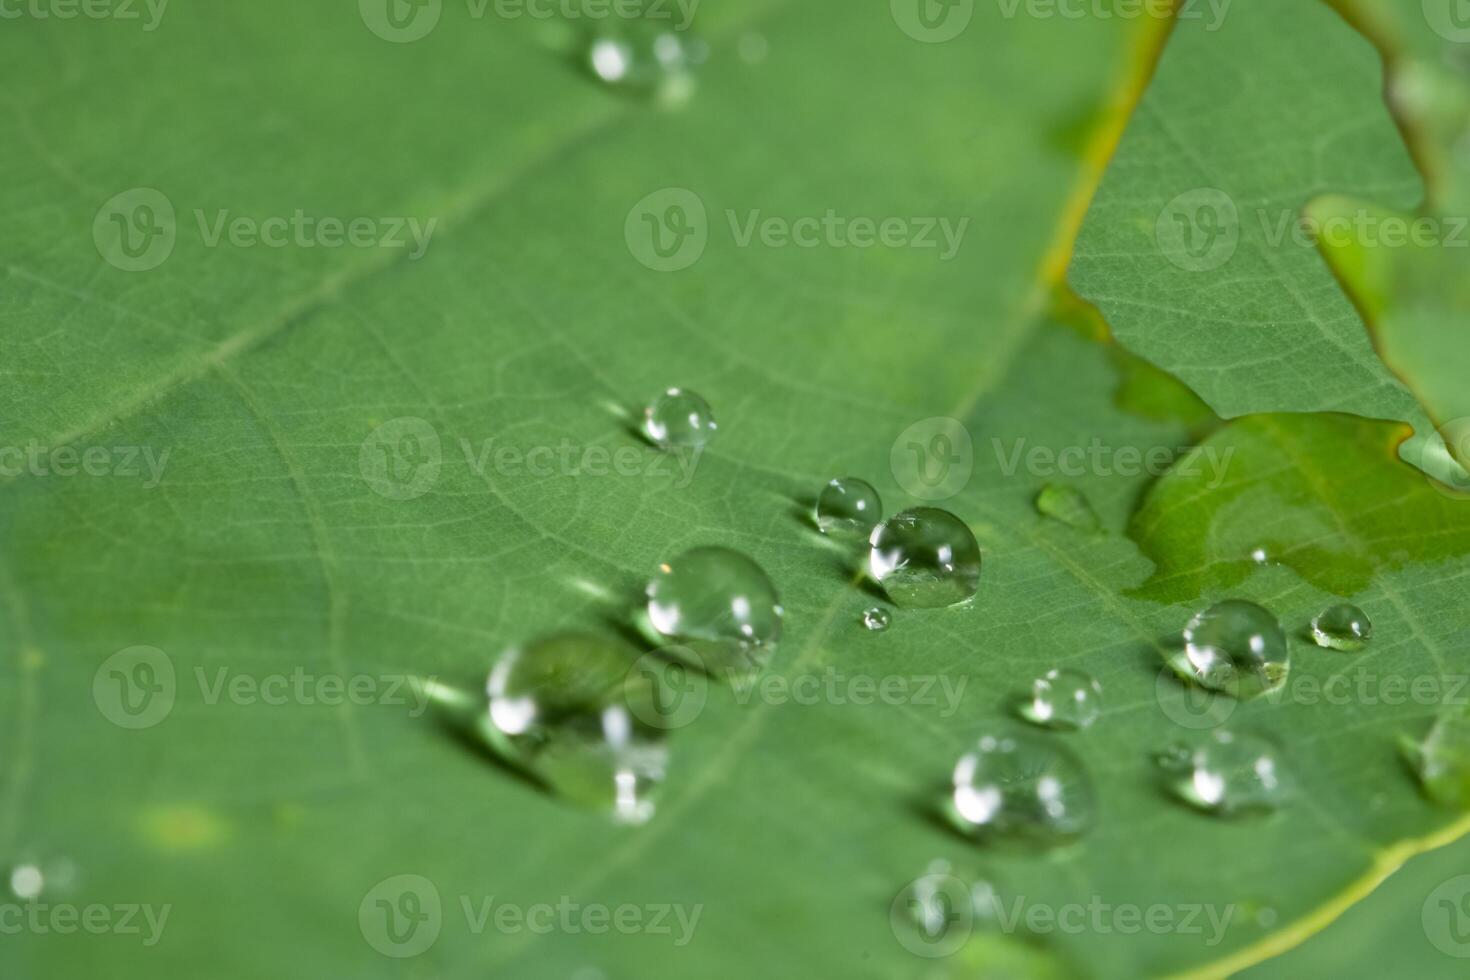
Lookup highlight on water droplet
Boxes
[1400,708,1470,807]
[946,730,1095,846]
[861,607,891,632]
[869,507,982,609]
[1310,603,1372,651]
[1174,600,1289,699]
[816,477,882,539]
[643,387,717,451]
[1019,668,1102,730]
[645,546,783,676]
[484,633,669,824]
[1035,484,1101,533]
[8,864,42,901]
[1162,729,1289,816]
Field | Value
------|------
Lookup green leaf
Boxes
[4,2,1470,979]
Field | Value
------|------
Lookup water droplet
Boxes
[890,859,1001,958]
[946,730,1095,845]
[585,27,702,105]
[643,387,716,451]
[1400,709,1470,807]
[1163,730,1289,816]
[1020,669,1102,730]
[1310,603,1372,651]
[8,864,42,901]
[1250,547,1270,565]
[1035,484,1101,533]
[869,508,982,609]
[861,607,891,632]
[485,633,667,824]
[1178,600,1289,699]
[646,546,783,675]
[816,477,882,538]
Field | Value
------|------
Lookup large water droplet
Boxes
[646,546,783,675]
[1020,669,1102,730]
[861,607,891,632]
[643,387,717,451]
[1163,730,1289,816]
[1177,600,1289,699]
[815,477,882,539]
[1310,603,1372,651]
[484,633,667,824]
[1401,709,1470,807]
[1035,484,1101,533]
[869,508,982,609]
[946,730,1095,846]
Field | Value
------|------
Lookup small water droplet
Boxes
[643,387,716,451]
[1400,709,1470,807]
[1250,547,1270,565]
[585,27,702,105]
[1035,484,1101,533]
[946,730,1095,846]
[861,607,891,632]
[869,508,982,609]
[1162,730,1289,816]
[485,633,668,824]
[816,477,882,538]
[890,859,1001,958]
[1310,603,1372,651]
[646,546,783,675]
[9,864,42,901]
[1020,669,1102,730]
[1177,600,1289,699]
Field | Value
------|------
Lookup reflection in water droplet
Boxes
[869,508,982,609]
[1020,669,1102,730]
[861,607,891,632]
[1163,730,1289,816]
[946,730,1095,846]
[9,864,42,901]
[485,633,668,824]
[643,387,717,450]
[1310,603,1372,651]
[1035,484,1101,533]
[1401,709,1470,807]
[816,477,882,539]
[646,546,783,675]
[1180,600,1289,699]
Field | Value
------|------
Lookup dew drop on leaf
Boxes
[1035,484,1101,533]
[1310,603,1372,651]
[484,633,668,825]
[1179,600,1289,699]
[1400,709,1470,807]
[1162,730,1289,816]
[8,864,42,901]
[585,27,702,105]
[1020,668,1102,731]
[646,546,783,675]
[816,477,882,539]
[869,508,982,609]
[643,387,717,451]
[946,730,1095,846]
[860,607,891,632]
